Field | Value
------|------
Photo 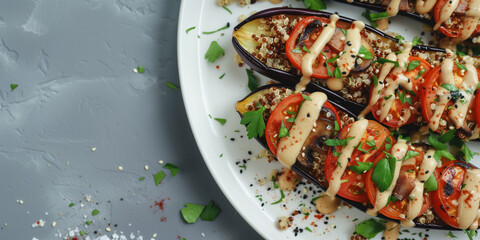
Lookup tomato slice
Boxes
[324,120,390,203]
[265,93,340,156]
[421,64,480,134]
[431,161,477,228]
[434,0,480,38]
[365,146,431,220]
[370,56,431,128]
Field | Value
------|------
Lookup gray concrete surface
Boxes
[0,0,261,239]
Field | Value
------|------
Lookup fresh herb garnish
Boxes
[240,105,266,139]
[461,142,477,164]
[407,60,421,72]
[395,35,405,41]
[373,75,379,87]
[358,45,373,60]
[205,41,225,63]
[139,177,145,181]
[154,170,166,185]
[214,118,227,125]
[326,64,333,77]
[91,209,100,216]
[10,84,18,91]
[341,28,347,35]
[166,81,179,90]
[137,65,145,73]
[334,66,342,78]
[327,55,339,63]
[222,6,232,14]
[412,36,423,46]
[374,58,400,67]
[85,220,92,225]
[202,23,230,34]
[271,190,285,205]
[186,26,196,34]
[246,69,259,92]
[439,129,456,143]
[302,94,312,101]
[404,150,419,161]
[349,162,374,174]
[372,155,396,192]
[219,73,225,79]
[69,203,75,207]
[456,61,467,71]
[355,218,386,239]
[415,68,426,79]
[325,136,355,147]
[424,174,438,192]
[278,121,289,138]
[291,47,303,54]
[181,203,205,223]
[448,231,457,238]
[464,229,477,240]
[334,120,340,135]
[303,0,327,10]
[399,91,413,105]
[302,45,311,53]
[163,163,180,176]
[200,200,221,221]
[305,227,312,232]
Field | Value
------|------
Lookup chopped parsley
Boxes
[404,150,419,161]
[166,81,179,90]
[415,68,426,79]
[137,65,145,73]
[374,58,400,67]
[358,45,373,60]
[341,28,347,35]
[219,73,225,79]
[305,227,312,232]
[10,84,18,91]
[246,69,259,92]
[181,203,205,223]
[334,66,342,78]
[325,136,355,147]
[202,23,230,35]
[407,60,420,72]
[69,203,75,207]
[424,174,438,192]
[456,61,467,71]
[373,75,379,87]
[186,26,196,34]
[271,190,285,205]
[291,47,302,53]
[362,10,389,27]
[214,118,227,125]
[222,6,232,14]
[349,162,373,174]
[154,170,166,185]
[139,177,145,181]
[464,229,477,240]
[302,45,311,53]
[278,121,289,138]
[398,91,413,105]
[355,218,385,239]
[91,209,100,216]
[240,105,266,139]
[200,200,221,221]
[163,163,180,176]
[412,36,424,46]
[448,231,457,238]
[205,41,225,63]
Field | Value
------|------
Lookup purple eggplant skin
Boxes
[232,7,446,117]
[334,0,435,25]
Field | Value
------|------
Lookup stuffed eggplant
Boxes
[236,83,480,231]
[233,8,480,139]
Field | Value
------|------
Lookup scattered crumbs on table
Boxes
[144,165,149,171]
[91,147,96,152]
[117,166,124,171]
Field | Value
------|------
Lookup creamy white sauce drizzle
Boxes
[429,58,455,131]
[359,42,413,123]
[326,119,369,197]
[387,0,402,16]
[401,149,437,227]
[458,16,480,41]
[449,61,478,128]
[416,0,437,14]
[384,221,401,240]
[467,0,480,18]
[367,139,408,216]
[277,92,328,168]
[457,169,480,229]
[338,21,365,78]
[434,0,460,30]
[296,15,339,93]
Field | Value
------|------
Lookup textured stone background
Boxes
[0,0,260,239]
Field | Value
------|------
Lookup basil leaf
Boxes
[424,174,438,192]
[441,83,459,92]
[355,219,385,239]
[407,60,420,72]
[349,162,374,174]
[372,155,396,192]
[358,45,373,60]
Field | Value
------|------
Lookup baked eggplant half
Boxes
[236,83,480,231]
[233,7,480,139]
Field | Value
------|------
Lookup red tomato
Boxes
[434,0,480,38]
[421,64,480,134]
[324,120,390,203]
[365,146,431,220]
[370,57,431,128]
[431,161,477,228]
[265,93,340,156]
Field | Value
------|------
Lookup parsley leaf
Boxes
[240,106,266,139]
[303,0,327,10]
[358,45,373,60]
[163,163,180,177]
[372,155,396,192]
[412,36,423,46]
[186,26,196,34]
[325,136,355,147]
[278,121,289,138]
[92,209,100,216]
[407,60,420,72]
[438,129,456,143]
[404,150,419,161]
[291,47,302,53]
[214,118,227,125]
[334,66,342,78]
[302,45,311,53]
[205,41,225,63]
[456,62,467,71]
[424,174,438,192]
[429,132,447,150]
[448,231,457,238]
[415,68,426,79]
[462,142,477,164]
[464,229,477,240]
[154,170,166,185]
[441,83,459,92]
[434,149,456,161]
[355,219,385,239]
[399,91,413,105]
[246,69,259,92]
[200,200,221,221]
[69,203,75,207]
[137,65,145,73]
[374,58,400,67]
[10,84,18,91]
[166,81,179,90]
[181,203,205,223]
[349,162,373,174]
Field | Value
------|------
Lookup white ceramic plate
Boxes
[177,0,479,239]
